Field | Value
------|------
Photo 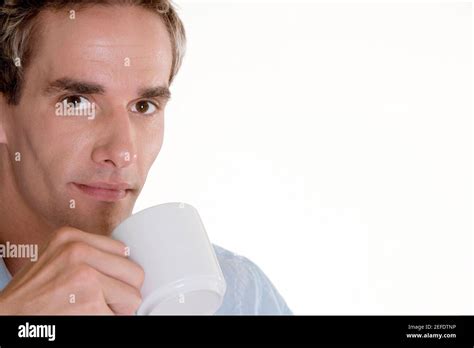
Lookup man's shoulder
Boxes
[212,244,267,289]
[212,244,254,267]
[212,244,292,315]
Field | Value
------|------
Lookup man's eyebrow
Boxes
[138,86,171,100]
[44,78,105,95]
[44,77,171,100]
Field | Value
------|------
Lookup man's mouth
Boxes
[71,182,131,202]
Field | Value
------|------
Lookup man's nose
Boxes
[91,110,137,169]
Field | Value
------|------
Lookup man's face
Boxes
[2,5,173,234]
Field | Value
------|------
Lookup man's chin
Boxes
[56,206,134,236]
[71,217,127,236]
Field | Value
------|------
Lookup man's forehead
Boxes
[35,5,172,68]
[35,54,170,94]
[30,6,173,90]
[81,44,170,66]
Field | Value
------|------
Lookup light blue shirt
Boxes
[0,244,292,315]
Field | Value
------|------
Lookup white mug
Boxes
[112,202,227,315]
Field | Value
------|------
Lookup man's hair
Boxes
[0,0,186,105]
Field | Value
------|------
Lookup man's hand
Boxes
[0,227,144,315]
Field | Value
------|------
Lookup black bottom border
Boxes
[0,315,472,346]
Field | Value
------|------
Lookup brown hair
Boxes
[0,0,186,104]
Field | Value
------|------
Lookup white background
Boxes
[134,0,473,314]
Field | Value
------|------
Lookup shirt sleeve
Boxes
[216,251,293,315]
[245,256,293,315]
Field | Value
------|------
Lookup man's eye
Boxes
[131,100,158,115]
[60,95,92,110]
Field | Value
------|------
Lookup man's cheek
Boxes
[140,134,163,162]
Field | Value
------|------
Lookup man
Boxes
[0,0,292,315]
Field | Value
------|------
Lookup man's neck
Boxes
[0,146,52,276]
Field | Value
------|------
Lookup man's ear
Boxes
[0,93,9,144]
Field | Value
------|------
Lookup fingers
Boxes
[24,226,143,315]
[1,226,144,315]
[44,226,128,258]
[6,231,134,295]
[95,271,142,315]
[57,241,144,289]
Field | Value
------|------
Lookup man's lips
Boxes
[71,182,131,202]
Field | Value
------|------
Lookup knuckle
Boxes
[50,227,76,248]
[86,300,106,313]
[71,264,98,285]
[63,242,90,264]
